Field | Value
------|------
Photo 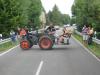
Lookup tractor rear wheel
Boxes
[39,36,53,50]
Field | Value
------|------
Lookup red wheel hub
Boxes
[40,38,52,49]
[20,41,29,49]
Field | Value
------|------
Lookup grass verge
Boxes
[73,33,100,58]
[0,41,18,53]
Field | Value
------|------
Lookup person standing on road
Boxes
[10,30,16,43]
[82,24,89,45]
[87,25,94,45]
[16,27,21,42]
[46,23,56,35]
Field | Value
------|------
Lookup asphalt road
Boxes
[0,38,100,75]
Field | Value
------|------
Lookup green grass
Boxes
[73,33,100,58]
[0,41,18,53]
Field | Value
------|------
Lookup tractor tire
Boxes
[39,36,53,50]
[28,36,34,48]
[29,40,33,48]
[20,40,30,50]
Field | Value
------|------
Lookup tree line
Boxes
[0,0,43,37]
[46,5,70,26]
[71,0,100,39]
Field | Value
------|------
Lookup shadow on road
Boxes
[20,45,72,52]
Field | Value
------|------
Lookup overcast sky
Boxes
[41,0,75,16]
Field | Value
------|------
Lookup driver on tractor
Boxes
[19,28,29,40]
[46,23,56,35]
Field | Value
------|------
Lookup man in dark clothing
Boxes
[88,25,94,45]
[46,24,56,35]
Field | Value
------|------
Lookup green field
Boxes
[0,41,18,53]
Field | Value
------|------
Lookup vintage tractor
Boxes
[20,30,55,50]
[20,27,72,50]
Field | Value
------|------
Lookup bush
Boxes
[96,32,100,39]
[77,25,82,32]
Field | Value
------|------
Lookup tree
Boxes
[62,14,70,25]
[46,11,52,25]
[0,0,23,37]
[71,0,100,32]
[46,5,70,26]
[27,0,43,29]
[70,17,76,25]
[50,5,62,25]
[0,0,43,37]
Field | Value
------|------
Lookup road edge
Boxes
[0,45,19,56]
[72,36,100,62]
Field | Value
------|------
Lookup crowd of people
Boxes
[82,24,94,45]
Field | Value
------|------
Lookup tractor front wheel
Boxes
[20,40,30,50]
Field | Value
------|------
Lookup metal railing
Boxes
[75,30,100,44]
[0,38,11,45]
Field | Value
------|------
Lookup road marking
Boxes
[0,45,19,56]
[35,61,44,75]
[72,36,100,62]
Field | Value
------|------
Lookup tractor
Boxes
[20,27,71,50]
[20,29,55,50]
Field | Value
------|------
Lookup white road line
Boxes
[35,61,44,75]
[72,36,100,62]
[0,45,19,56]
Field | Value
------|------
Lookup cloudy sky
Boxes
[41,0,75,16]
